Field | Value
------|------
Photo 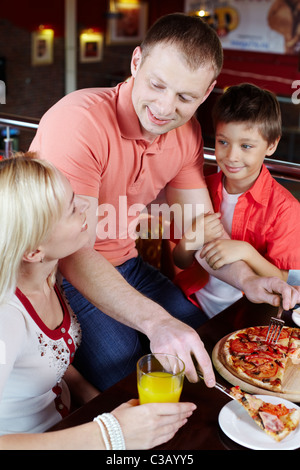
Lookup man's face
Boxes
[130,44,216,142]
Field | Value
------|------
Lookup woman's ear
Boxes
[22,249,44,263]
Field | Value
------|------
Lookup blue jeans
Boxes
[63,256,206,391]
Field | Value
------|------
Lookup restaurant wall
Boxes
[0,18,65,119]
[0,0,183,120]
[1,0,300,160]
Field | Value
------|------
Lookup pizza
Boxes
[220,326,300,392]
[286,328,300,364]
[230,386,300,442]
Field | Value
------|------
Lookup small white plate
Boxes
[292,307,300,327]
[218,395,300,450]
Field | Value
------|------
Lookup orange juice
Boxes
[138,371,183,404]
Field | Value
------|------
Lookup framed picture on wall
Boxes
[80,31,104,63]
[106,2,148,45]
[31,29,54,66]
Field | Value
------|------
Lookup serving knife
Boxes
[197,370,236,400]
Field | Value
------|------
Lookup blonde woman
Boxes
[0,153,196,450]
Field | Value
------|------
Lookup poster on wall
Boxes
[80,31,103,63]
[106,2,148,45]
[31,29,54,66]
[184,0,300,55]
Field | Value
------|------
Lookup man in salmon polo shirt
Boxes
[29,13,299,392]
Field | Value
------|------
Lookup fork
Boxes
[265,304,285,344]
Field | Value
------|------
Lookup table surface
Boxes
[50,298,299,450]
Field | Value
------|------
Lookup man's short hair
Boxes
[140,13,223,81]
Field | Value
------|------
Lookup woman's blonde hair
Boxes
[0,152,67,303]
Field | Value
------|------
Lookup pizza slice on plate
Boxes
[230,386,300,442]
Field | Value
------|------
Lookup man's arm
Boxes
[59,245,215,386]
[59,195,215,386]
[58,194,300,386]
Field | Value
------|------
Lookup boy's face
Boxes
[215,121,279,193]
[130,44,216,142]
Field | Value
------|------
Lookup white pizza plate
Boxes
[292,307,300,327]
[218,395,300,450]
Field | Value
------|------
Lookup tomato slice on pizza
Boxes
[222,326,289,391]
[221,326,300,393]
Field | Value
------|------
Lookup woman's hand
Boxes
[112,399,196,450]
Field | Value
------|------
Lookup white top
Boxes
[0,282,81,435]
[195,185,243,318]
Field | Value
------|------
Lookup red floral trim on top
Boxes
[15,285,76,363]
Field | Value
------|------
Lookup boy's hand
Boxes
[180,212,223,252]
[200,239,250,270]
[203,212,224,244]
[173,212,224,268]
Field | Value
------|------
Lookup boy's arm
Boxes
[200,239,289,281]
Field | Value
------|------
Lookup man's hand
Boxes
[148,316,215,388]
[243,276,300,310]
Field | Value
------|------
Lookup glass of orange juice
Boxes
[137,353,185,404]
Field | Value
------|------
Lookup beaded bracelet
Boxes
[93,415,111,450]
[93,413,126,450]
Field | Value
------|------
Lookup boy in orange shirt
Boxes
[174,83,300,318]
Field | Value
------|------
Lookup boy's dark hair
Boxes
[140,13,223,81]
[212,83,282,144]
